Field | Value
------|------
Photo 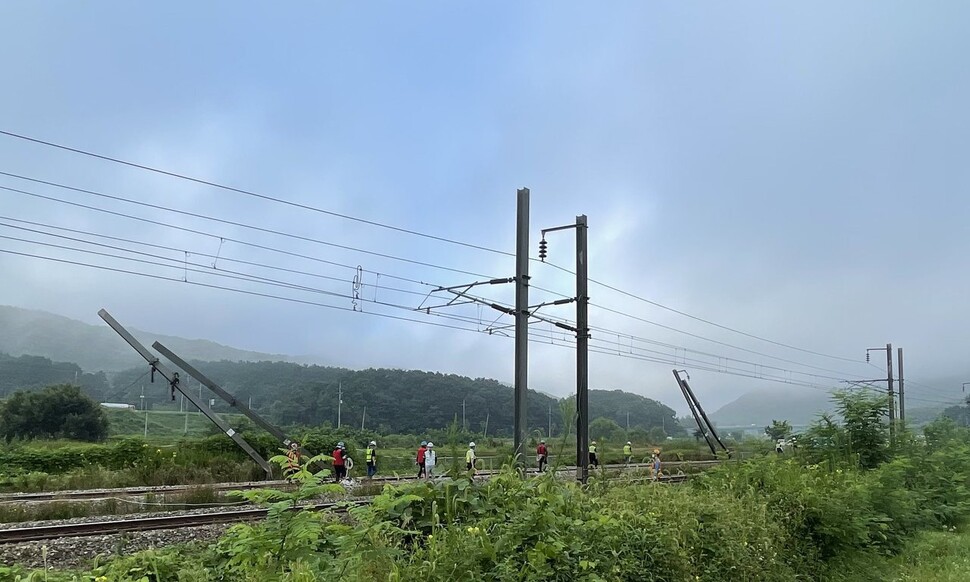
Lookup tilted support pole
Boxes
[153,342,325,472]
[98,309,273,479]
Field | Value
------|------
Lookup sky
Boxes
[1,2,968,414]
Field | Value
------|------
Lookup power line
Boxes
[0,247,495,336]
[537,260,865,364]
[0,219,434,300]
[0,131,516,257]
[0,216,901,392]
[3,171,867,379]
[2,244,957,407]
[0,179,498,280]
[5,209,953,400]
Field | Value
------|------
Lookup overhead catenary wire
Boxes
[0,180,498,280]
[0,160,952,399]
[0,244,958,406]
[0,131,922,378]
[0,171,867,376]
[536,260,866,364]
[0,132,516,258]
[1,215,950,397]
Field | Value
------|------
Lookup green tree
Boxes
[589,417,623,442]
[800,390,890,469]
[648,426,667,443]
[0,384,109,442]
[764,419,792,440]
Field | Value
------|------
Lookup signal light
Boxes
[539,239,548,261]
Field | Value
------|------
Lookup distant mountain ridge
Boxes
[0,306,296,373]
[710,388,836,427]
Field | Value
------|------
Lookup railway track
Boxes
[0,459,718,505]
[0,500,368,544]
[0,470,697,544]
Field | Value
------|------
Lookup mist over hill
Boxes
[710,388,837,427]
[0,305,686,436]
[0,306,296,373]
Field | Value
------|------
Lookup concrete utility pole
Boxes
[462,398,466,432]
[866,344,896,444]
[361,406,366,431]
[539,213,590,482]
[513,188,531,463]
[897,347,904,424]
[337,382,342,429]
[576,214,590,484]
[886,343,895,441]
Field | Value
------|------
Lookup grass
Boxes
[887,529,970,582]
[106,409,250,440]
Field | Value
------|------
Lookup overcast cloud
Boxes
[1,2,968,413]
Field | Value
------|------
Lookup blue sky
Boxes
[1,2,968,412]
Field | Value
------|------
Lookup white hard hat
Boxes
[627,441,632,445]
[427,442,434,447]
[369,441,376,446]
[469,441,476,448]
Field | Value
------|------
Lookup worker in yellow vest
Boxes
[623,441,633,464]
[589,441,599,468]
[466,441,477,474]
[365,440,377,478]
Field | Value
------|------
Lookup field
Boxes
[4,393,968,580]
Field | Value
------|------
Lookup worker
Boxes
[536,439,548,473]
[365,440,377,478]
[623,441,633,464]
[285,442,301,480]
[466,441,477,474]
[651,449,662,479]
[332,441,347,482]
[776,438,785,454]
[416,440,428,478]
[589,441,599,468]
[425,442,437,479]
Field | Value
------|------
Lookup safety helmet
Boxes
[337,441,345,448]
[290,442,299,450]
[427,442,434,448]
[626,441,632,445]
[369,440,376,446]
[591,441,597,445]
[421,440,428,446]
[540,439,545,444]
[469,441,476,448]
[653,449,660,454]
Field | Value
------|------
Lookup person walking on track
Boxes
[425,442,437,479]
[536,439,548,472]
[365,440,377,478]
[416,440,428,478]
[466,441,477,474]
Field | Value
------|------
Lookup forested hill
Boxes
[109,360,683,436]
[0,353,109,398]
[0,306,295,372]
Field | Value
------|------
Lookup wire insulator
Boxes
[539,239,547,261]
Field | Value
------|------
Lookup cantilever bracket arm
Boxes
[417,277,514,311]
[98,309,274,479]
